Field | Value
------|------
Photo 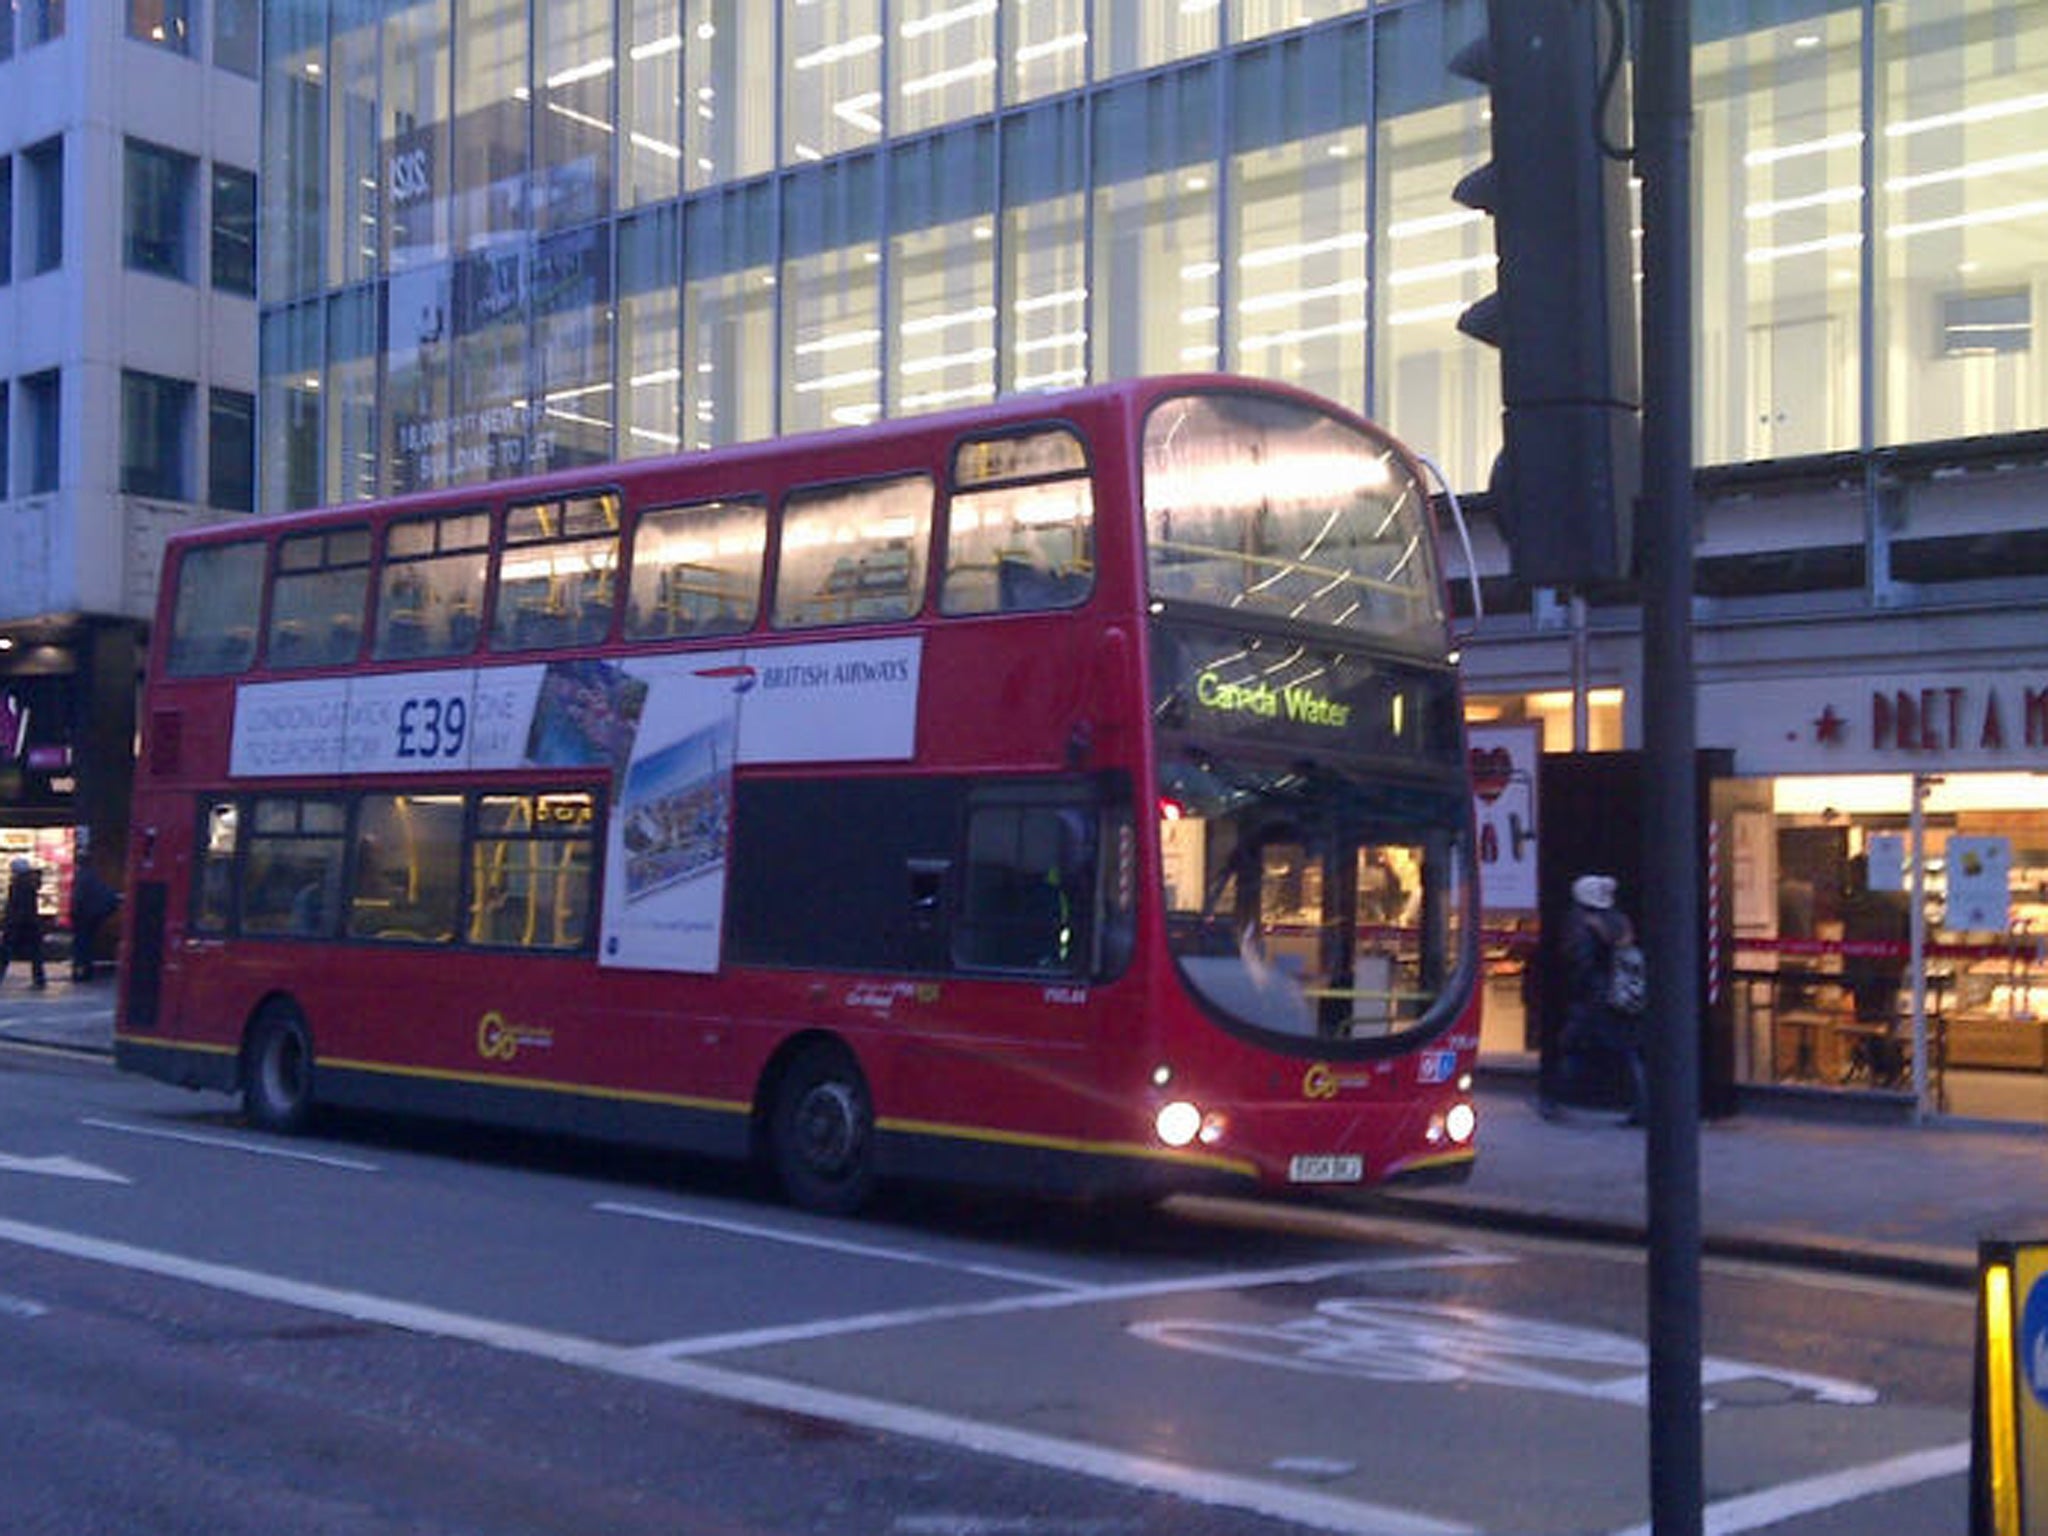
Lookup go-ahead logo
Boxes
[476,1010,554,1063]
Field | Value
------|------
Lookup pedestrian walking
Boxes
[1542,872,1648,1123]
[1,856,50,990]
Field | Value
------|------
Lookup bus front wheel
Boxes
[768,1044,875,1216]
[243,1004,316,1134]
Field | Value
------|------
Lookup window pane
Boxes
[385,0,452,273]
[26,137,64,275]
[683,184,777,448]
[193,801,239,934]
[626,497,766,638]
[328,0,381,287]
[215,0,258,75]
[893,129,997,416]
[536,0,613,232]
[121,370,193,500]
[376,510,489,660]
[128,0,190,52]
[1372,3,1499,492]
[943,428,1095,615]
[349,794,464,943]
[775,475,933,628]
[209,387,256,512]
[492,492,621,650]
[1877,0,2048,444]
[125,139,195,280]
[23,369,60,495]
[263,5,324,300]
[783,157,883,433]
[267,526,370,669]
[622,0,681,207]
[454,0,530,256]
[1003,100,1088,393]
[389,262,456,494]
[896,0,995,133]
[1092,69,1220,377]
[785,0,882,160]
[534,224,615,469]
[956,801,1094,973]
[1698,4,1863,463]
[1006,0,1088,103]
[1094,0,1215,78]
[684,0,775,190]
[1,160,12,283]
[619,206,681,457]
[470,792,597,950]
[212,165,257,295]
[242,800,348,938]
[1229,29,1370,405]
[168,541,265,676]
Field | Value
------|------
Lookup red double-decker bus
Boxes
[116,375,1481,1213]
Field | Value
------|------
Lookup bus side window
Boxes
[239,798,348,938]
[944,428,1094,616]
[192,799,240,934]
[773,474,932,629]
[376,510,490,661]
[346,793,463,944]
[624,497,766,640]
[167,541,266,676]
[956,801,1095,974]
[267,526,371,669]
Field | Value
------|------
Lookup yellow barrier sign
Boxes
[1976,1238,2048,1536]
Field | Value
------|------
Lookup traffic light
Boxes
[1451,0,1640,586]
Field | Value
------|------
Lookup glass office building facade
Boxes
[258,0,2048,511]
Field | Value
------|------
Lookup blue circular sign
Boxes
[2024,1269,2048,1410]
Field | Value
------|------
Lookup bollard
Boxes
[1973,1237,2048,1535]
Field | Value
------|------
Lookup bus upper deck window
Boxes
[167,541,265,676]
[493,492,622,651]
[943,426,1094,616]
[773,475,933,629]
[625,497,767,640]
[375,509,490,662]
[267,526,371,669]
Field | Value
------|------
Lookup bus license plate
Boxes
[1289,1154,1364,1184]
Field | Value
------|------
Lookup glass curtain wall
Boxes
[263,1,2048,512]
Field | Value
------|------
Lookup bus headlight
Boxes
[1155,1100,1203,1148]
[1445,1101,1477,1145]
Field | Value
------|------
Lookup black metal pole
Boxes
[1634,0,1702,1532]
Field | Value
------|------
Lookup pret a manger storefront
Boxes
[1705,668,2048,1123]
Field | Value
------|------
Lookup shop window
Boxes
[625,497,766,640]
[167,539,264,675]
[469,792,597,951]
[348,794,464,944]
[773,474,932,628]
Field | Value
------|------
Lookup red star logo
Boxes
[1813,705,1846,744]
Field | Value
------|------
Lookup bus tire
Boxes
[243,1004,316,1135]
[768,1043,875,1216]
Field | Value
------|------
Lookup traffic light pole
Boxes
[1634,2,1703,1533]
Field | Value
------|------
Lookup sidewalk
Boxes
[5,976,2042,1285]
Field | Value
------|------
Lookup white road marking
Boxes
[641,1252,1513,1360]
[0,1153,131,1184]
[595,1200,1090,1290]
[1605,1441,1971,1536]
[81,1117,382,1172]
[0,1291,50,1318]
[0,1216,1471,1536]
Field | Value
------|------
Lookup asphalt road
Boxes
[0,1041,1979,1536]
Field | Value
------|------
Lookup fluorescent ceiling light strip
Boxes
[1887,197,2048,239]
[1238,278,1368,315]
[901,58,996,96]
[794,367,883,393]
[1886,147,2048,193]
[1387,254,1494,288]
[899,346,997,376]
[796,34,882,70]
[1015,32,1085,64]
[900,0,995,39]
[901,305,997,337]
[1013,288,1087,314]
[1888,90,2048,138]
[1239,231,1368,270]
[1745,186,1861,219]
[545,57,616,89]
[795,328,883,357]
[629,34,681,62]
[1745,130,1864,167]
[1388,208,1485,239]
[1744,231,1863,263]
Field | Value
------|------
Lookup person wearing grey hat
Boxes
[1542,871,1646,1124]
[2,857,49,989]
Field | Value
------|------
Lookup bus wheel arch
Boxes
[242,996,317,1135]
[758,1034,876,1216]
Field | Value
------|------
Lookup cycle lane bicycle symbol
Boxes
[1132,1296,1877,1409]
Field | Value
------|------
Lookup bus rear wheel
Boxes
[769,1044,875,1216]
[243,1004,316,1134]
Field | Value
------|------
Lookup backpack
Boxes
[1608,941,1647,1014]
